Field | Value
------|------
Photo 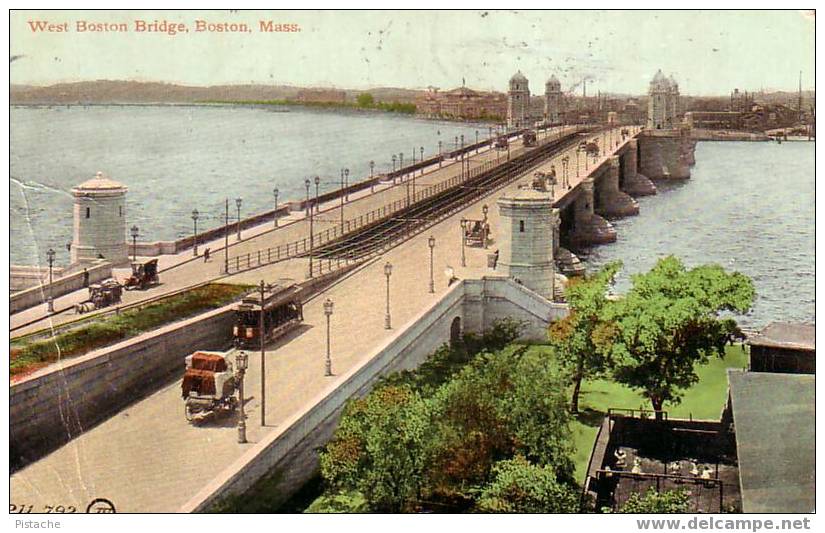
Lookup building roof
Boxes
[728,370,815,513]
[498,185,553,205]
[444,86,480,98]
[510,70,528,84]
[546,75,561,89]
[748,322,815,351]
[73,171,128,193]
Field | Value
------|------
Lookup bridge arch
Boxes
[450,316,462,347]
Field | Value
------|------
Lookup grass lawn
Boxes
[524,344,749,482]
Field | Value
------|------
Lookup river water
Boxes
[584,140,814,328]
[10,104,484,267]
[10,107,814,327]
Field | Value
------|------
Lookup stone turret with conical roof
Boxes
[544,74,563,124]
[71,171,129,264]
[507,70,530,129]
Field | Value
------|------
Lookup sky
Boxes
[9,10,816,96]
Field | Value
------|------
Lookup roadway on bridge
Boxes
[10,126,637,512]
[11,126,582,338]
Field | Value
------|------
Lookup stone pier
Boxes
[639,133,693,180]
[621,139,657,196]
[570,178,617,246]
[596,156,639,218]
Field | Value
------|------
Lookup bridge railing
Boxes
[224,165,498,275]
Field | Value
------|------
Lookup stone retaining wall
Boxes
[10,260,112,314]
[10,304,237,469]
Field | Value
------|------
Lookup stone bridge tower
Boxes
[545,75,562,124]
[495,187,556,300]
[647,69,678,129]
[71,171,129,265]
[507,71,530,129]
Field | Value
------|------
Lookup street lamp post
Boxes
[323,298,334,376]
[306,178,314,277]
[46,248,55,312]
[224,199,229,273]
[399,153,403,179]
[257,280,272,426]
[235,347,248,444]
[314,176,321,213]
[428,236,435,293]
[344,168,350,201]
[419,146,424,175]
[475,130,479,152]
[562,156,570,189]
[191,209,199,257]
[438,140,442,168]
[340,169,345,235]
[392,154,397,173]
[273,188,279,227]
[454,136,458,151]
[130,225,139,262]
[460,218,467,267]
[235,198,243,241]
[482,204,489,248]
[369,160,375,193]
[384,262,392,329]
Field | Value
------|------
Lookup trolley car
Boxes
[233,284,304,347]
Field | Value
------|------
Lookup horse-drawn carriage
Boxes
[579,140,600,157]
[522,130,538,147]
[74,279,123,314]
[182,351,239,422]
[463,219,491,247]
[124,258,159,290]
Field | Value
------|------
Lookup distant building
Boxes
[747,322,815,374]
[544,75,563,124]
[507,71,531,129]
[647,69,680,129]
[296,89,346,104]
[416,86,506,121]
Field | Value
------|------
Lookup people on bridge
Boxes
[203,248,210,262]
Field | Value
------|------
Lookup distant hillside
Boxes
[9,80,427,105]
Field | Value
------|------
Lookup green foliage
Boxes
[319,318,575,512]
[356,92,375,107]
[594,256,754,415]
[10,283,250,377]
[305,490,368,513]
[319,384,432,512]
[476,456,579,513]
[612,488,691,513]
[549,261,621,412]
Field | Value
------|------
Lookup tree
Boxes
[548,261,621,413]
[319,384,433,512]
[594,256,754,419]
[476,456,579,513]
[356,92,375,107]
[613,488,690,513]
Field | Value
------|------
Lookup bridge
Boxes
[10,124,697,512]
